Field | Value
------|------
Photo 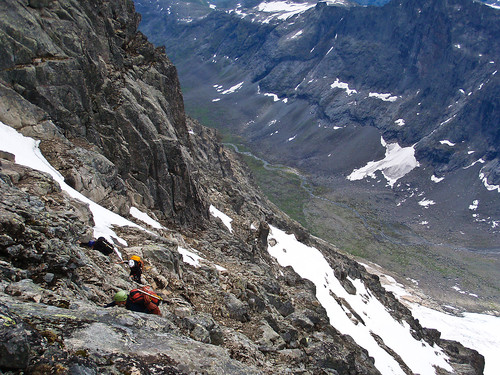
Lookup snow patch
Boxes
[431,175,444,183]
[221,82,244,94]
[395,119,405,126]
[418,199,436,208]
[364,262,500,375]
[324,0,350,5]
[177,246,203,268]
[0,121,151,246]
[347,137,419,188]
[469,200,479,211]
[255,1,316,22]
[177,246,226,271]
[464,159,485,169]
[209,205,233,233]
[479,171,500,193]
[267,225,453,375]
[130,207,164,229]
[264,92,280,101]
[439,140,455,146]
[331,78,357,95]
[368,92,398,102]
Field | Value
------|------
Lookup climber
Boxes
[128,255,143,283]
[105,290,128,308]
[81,236,114,256]
[117,255,144,283]
[105,286,162,316]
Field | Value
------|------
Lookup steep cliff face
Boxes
[0,0,205,226]
[0,0,486,374]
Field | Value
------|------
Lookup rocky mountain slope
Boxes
[0,0,486,374]
[136,0,500,242]
[134,0,500,309]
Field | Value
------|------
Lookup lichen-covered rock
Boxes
[0,305,31,370]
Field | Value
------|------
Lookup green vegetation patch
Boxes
[241,154,309,226]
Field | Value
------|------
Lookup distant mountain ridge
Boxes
[135,0,500,249]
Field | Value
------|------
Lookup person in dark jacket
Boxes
[128,255,143,283]
[81,236,114,256]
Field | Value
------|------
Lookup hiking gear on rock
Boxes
[128,259,135,268]
[126,286,161,316]
[114,290,128,302]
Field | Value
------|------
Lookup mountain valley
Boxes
[134,0,500,312]
[0,0,499,374]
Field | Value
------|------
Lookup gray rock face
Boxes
[0,308,30,370]
[0,0,205,226]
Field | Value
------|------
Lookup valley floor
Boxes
[233,141,500,314]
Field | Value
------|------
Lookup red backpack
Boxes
[129,286,161,305]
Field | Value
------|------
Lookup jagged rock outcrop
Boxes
[0,0,485,374]
[0,0,204,225]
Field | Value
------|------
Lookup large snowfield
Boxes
[1,120,499,374]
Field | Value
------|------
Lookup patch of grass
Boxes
[241,155,309,226]
[185,106,222,129]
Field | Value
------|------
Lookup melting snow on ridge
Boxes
[324,0,351,5]
[221,82,244,95]
[331,78,357,95]
[411,306,500,375]
[368,92,398,102]
[0,121,149,246]
[374,267,500,375]
[209,205,233,232]
[267,225,453,375]
[256,1,316,21]
[347,137,419,188]
[130,207,164,229]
